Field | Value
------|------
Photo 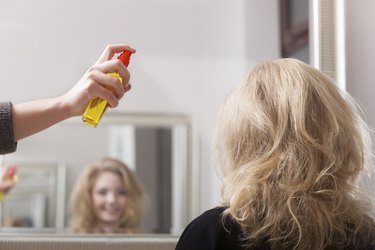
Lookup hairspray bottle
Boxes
[82,50,132,127]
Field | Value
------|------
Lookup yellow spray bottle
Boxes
[82,50,132,127]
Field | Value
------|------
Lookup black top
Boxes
[176,207,375,250]
[176,207,269,250]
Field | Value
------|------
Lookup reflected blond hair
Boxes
[70,157,144,233]
[216,58,375,249]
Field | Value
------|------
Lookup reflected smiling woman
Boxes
[69,157,145,234]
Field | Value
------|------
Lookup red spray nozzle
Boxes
[117,50,132,67]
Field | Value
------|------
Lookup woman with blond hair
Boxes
[70,157,144,234]
[176,58,375,249]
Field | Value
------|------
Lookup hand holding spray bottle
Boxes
[82,50,133,127]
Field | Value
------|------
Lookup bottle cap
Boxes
[117,50,132,67]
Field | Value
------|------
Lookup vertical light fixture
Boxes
[309,0,346,90]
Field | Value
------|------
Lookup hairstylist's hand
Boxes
[61,44,136,117]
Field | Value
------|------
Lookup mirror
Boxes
[1,112,192,234]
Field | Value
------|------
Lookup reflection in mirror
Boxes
[0,162,65,231]
[2,113,191,235]
[280,0,309,63]
[70,157,146,234]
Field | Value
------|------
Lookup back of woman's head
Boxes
[216,58,375,249]
[70,157,145,233]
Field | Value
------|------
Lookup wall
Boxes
[346,0,375,211]
[0,0,280,217]
[346,1,375,128]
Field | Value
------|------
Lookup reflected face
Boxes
[91,171,127,225]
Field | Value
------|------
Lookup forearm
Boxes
[12,96,73,141]
[10,45,133,143]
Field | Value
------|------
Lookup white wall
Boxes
[0,0,280,217]
[346,1,375,128]
[346,1,375,211]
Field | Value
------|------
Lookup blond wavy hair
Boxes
[70,157,144,233]
[216,58,375,249]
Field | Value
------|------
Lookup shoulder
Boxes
[189,206,225,227]
[181,206,227,234]
[176,207,244,250]
[177,207,225,239]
